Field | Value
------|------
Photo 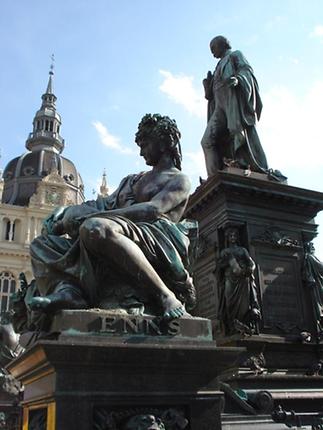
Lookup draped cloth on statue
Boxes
[303,249,323,328]
[30,174,198,311]
[216,245,260,334]
[206,49,267,173]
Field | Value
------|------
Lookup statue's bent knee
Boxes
[80,219,105,242]
[80,218,119,244]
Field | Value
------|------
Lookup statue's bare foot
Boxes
[0,323,21,353]
[183,276,197,311]
[161,295,187,321]
[29,285,87,313]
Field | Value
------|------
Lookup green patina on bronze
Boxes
[201,35,268,177]
[25,114,198,326]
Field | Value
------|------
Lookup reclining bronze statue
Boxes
[28,114,197,322]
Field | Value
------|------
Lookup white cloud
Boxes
[310,25,323,38]
[290,57,300,65]
[159,70,205,118]
[258,81,323,169]
[92,121,134,155]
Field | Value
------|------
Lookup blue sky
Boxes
[1,0,323,257]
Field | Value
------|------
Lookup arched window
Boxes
[3,218,16,242]
[2,218,15,241]
[49,121,53,132]
[45,120,49,131]
[12,219,21,242]
[5,220,11,240]
[0,272,16,313]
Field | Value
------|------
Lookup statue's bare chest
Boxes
[133,172,172,203]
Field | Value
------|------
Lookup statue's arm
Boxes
[218,249,229,267]
[243,248,256,275]
[231,50,253,74]
[90,173,191,223]
[226,50,254,88]
[49,202,99,237]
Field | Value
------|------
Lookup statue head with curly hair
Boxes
[135,114,182,170]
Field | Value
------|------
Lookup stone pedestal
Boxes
[185,168,323,420]
[0,389,21,430]
[218,334,323,414]
[7,313,243,430]
[186,168,323,336]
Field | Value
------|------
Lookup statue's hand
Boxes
[205,70,212,81]
[51,220,65,235]
[61,207,83,238]
[227,76,238,87]
[203,71,213,99]
[220,249,230,259]
[0,324,19,352]
[61,205,98,239]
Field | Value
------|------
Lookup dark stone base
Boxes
[8,316,243,429]
[185,168,323,334]
[218,334,323,416]
[184,168,323,419]
[221,414,287,429]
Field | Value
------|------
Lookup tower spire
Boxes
[25,58,64,154]
[0,149,3,180]
[0,150,4,201]
[46,54,55,94]
[99,169,109,197]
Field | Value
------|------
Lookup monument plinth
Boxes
[3,113,247,430]
[186,168,323,335]
[185,168,323,418]
[8,313,243,430]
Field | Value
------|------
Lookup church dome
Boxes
[2,67,85,207]
[2,149,84,206]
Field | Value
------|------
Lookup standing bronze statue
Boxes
[217,227,261,335]
[201,35,268,177]
[303,242,323,334]
[29,114,197,321]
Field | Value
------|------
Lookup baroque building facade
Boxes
[0,69,85,315]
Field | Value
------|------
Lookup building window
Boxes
[45,120,49,131]
[49,121,53,132]
[0,272,16,313]
[5,220,10,240]
[3,219,15,241]
[2,219,21,242]
[4,220,16,242]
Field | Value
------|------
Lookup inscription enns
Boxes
[258,254,304,332]
[100,316,180,336]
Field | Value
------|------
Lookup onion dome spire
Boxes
[25,55,64,154]
[1,57,85,207]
